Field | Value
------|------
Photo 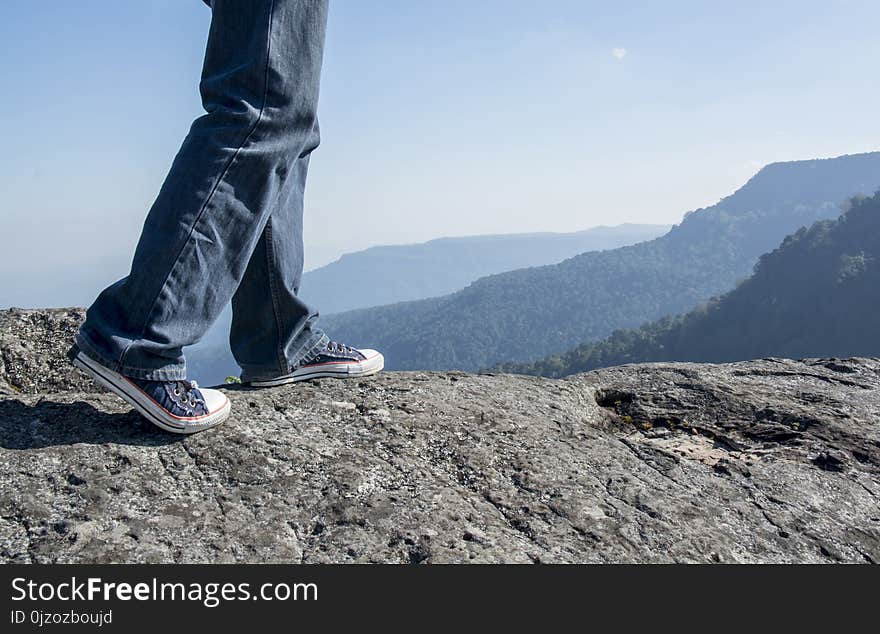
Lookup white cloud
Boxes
[611,47,627,60]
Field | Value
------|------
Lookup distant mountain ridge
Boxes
[300,224,669,315]
[501,191,880,376]
[185,223,667,384]
[320,152,880,372]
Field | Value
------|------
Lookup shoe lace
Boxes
[326,340,354,354]
[171,379,201,407]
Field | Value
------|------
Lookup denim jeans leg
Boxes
[75,0,329,381]
[231,132,329,383]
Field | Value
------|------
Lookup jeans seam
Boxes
[264,217,289,375]
[118,0,278,372]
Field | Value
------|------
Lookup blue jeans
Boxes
[76,0,330,383]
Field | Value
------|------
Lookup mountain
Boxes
[299,224,670,315]
[320,152,880,371]
[502,191,880,377]
[3,308,880,563]
[184,224,668,383]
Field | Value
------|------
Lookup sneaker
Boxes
[248,340,384,387]
[68,345,231,434]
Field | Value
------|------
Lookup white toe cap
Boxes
[201,387,230,414]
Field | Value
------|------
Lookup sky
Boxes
[2,0,880,307]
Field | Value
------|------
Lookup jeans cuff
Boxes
[74,330,188,382]
[289,330,329,368]
[238,329,328,383]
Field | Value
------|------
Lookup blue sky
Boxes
[2,0,880,307]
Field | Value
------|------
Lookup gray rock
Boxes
[1,309,878,563]
[0,307,96,394]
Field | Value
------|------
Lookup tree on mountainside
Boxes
[500,192,880,377]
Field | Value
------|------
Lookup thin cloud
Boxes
[612,47,627,60]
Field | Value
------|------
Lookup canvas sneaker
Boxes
[68,345,231,434]
[248,340,384,387]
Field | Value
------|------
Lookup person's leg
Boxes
[75,0,329,381]
[230,133,328,383]
[231,128,384,384]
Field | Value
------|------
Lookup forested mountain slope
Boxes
[503,192,880,377]
[301,224,669,314]
[322,152,880,371]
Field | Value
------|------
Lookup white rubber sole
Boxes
[249,351,384,388]
[73,352,230,434]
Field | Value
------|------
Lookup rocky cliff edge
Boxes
[1,308,878,563]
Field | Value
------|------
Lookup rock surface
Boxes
[1,308,878,563]
[0,307,96,395]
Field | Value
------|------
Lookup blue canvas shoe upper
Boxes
[127,377,209,418]
[299,340,367,367]
[67,343,210,419]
